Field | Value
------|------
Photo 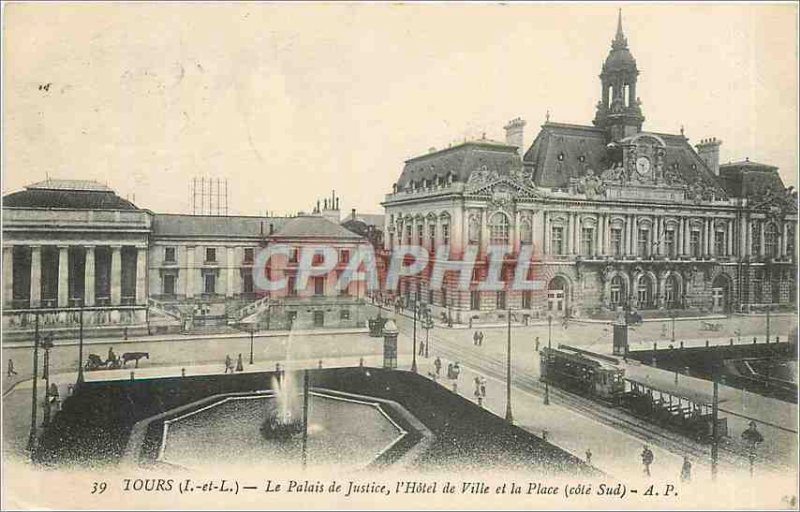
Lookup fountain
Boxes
[260,371,305,439]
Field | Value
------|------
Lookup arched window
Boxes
[610,275,625,307]
[624,84,631,107]
[637,275,652,308]
[765,223,779,258]
[468,216,480,244]
[489,213,510,246]
[520,219,533,245]
[664,275,679,308]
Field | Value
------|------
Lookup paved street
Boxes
[2,308,796,492]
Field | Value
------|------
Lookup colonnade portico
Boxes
[3,243,148,310]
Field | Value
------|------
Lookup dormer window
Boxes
[558,152,565,161]
[578,155,586,163]
[691,163,697,170]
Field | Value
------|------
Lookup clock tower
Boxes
[593,10,645,141]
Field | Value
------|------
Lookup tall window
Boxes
[787,226,795,257]
[496,291,507,310]
[163,275,176,296]
[714,231,726,256]
[765,223,779,258]
[581,227,594,256]
[417,223,424,246]
[751,223,761,255]
[611,228,623,257]
[522,290,532,309]
[470,290,480,310]
[243,274,254,294]
[690,230,701,257]
[287,276,297,296]
[489,213,510,246]
[637,275,652,308]
[664,229,676,258]
[340,249,350,264]
[243,248,254,264]
[551,226,565,255]
[205,247,217,263]
[610,275,625,307]
[405,224,412,245]
[752,272,763,303]
[637,229,649,257]
[664,276,676,308]
[520,220,532,245]
[313,276,325,296]
[428,224,436,249]
[204,273,216,294]
[441,221,450,246]
[164,247,176,263]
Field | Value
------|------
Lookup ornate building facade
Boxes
[382,14,797,324]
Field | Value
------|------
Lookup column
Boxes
[136,246,147,304]
[110,245,122,305]
[595,214,603,256]
[745,217,752,257]
[58,245,69,308]
[567,212,575,255]
[727,220,734,256]
[623,215,630,256]
[512,211,521,252]
[573,213,580,255]
[683,218,690,257]
[30,245,41,307]
[604,214,611,255]
[739,215,747,257]
[631,215,638,257]
[84,245,95,306]
[759,221,766,257]
[3,246,13,306]
[480,209,489,255]
[185,246,195,298]
[782,222,788,257]
[226,247,235,297]
[710,220,716,257]
[543,212,551,256]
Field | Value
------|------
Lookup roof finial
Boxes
[680,124,685,136]
[613,8,628,49]
[545,110,550,123]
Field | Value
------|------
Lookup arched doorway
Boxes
[547,276,569,316]
[609,274,626,309]
[636,274,655,309]
[711,274,731,313]
[663,274,680,309]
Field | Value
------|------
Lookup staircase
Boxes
[229,295,272,324]
[147,297,183,321]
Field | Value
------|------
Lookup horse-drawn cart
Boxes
[701,321,722,332]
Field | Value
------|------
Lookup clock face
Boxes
[636,156,651,175]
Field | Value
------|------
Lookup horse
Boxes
[121,352,149,368]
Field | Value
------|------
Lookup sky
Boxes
[3,2,798,217]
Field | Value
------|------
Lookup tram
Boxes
[539,345,626,402]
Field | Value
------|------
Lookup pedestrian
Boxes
[235,353,244,372]
[447,363,453,379]
[478,331,484,346]
[468,317,473,329]
[107,346,116,364]
[480,376,486,397]
[473,331,478,345]
[224,354,233,374]
[585,448,593,465]
[535,337,540,352]
[434,356,442,376]
[474,376,481,396]
[7,359,17,377]
[418,340,425,356]
[453,362,461,380]
[680,456,692,482]
[641,445,654,476]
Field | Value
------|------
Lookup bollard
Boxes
[181,368,186,378]
[542,429,548,442]
[318,360,323,369]
[130,371,135,382]
[452,382,458,393]
[705,339,710,347]
[651,356,657,368]
[359,357,364,368]
[753,337,757,344]
[275,362,281,373]
[730,338,734,346]
[766,336,770,345]
[653,342,657,351]
[67,384,74,396]
[680,341,684,350]
[776,336,780,343]
[477,396,483,407]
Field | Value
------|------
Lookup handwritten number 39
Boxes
[91,482,107,495]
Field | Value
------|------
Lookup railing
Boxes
[147,297,183,321]
[230,295,272,322]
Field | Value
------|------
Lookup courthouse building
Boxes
[382,14,797,324]
[2,183,371,339]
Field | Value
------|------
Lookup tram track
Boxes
[407,324,785,471]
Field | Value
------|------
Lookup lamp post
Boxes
[544,315,552,406]
[249,324,255,365]
[423,308,433,358]
[77,307,85,386]
[26,312,41,455]
[505,310,513,423]
[411,303,418,373]
[41,333,55,426]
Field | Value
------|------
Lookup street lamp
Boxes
[26,312,41,455]
[423,308,433,358]
[411,303,418,373]
[76,307,85,386]
[41,333,55,426]
[505,309,513,423]
[544,315,552,406]
[249,324,255,365]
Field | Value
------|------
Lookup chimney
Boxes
[504,117,526,154]
[351,208,357,219]
[695,137,722,175]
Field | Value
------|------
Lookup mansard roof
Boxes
[270,215,365,241]
[3,179,139,210]
[718,160,795,210]
[396,140,522,189]
[522,122,727,196]
[152,213,289,238]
